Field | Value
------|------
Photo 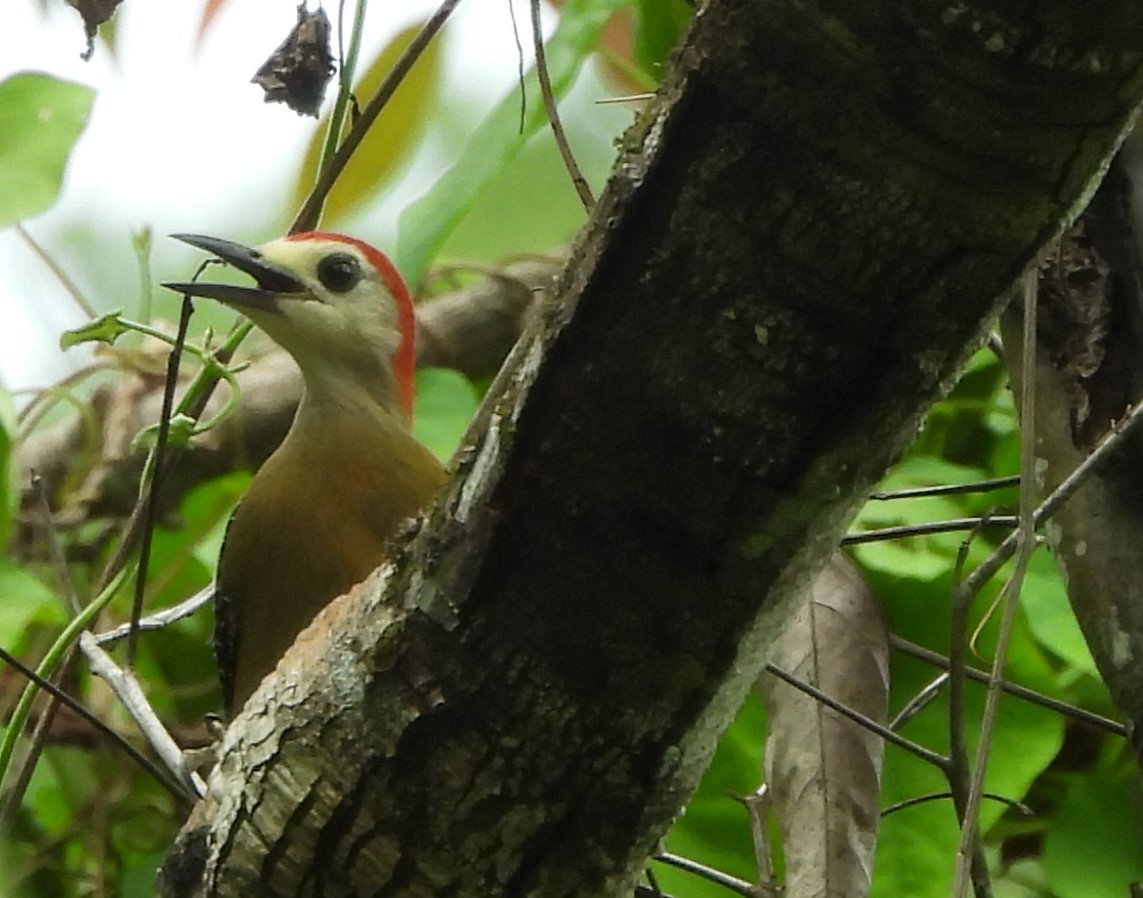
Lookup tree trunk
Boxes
[1001,151,1143,761]
[160,1,1143,895]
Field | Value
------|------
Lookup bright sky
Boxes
[0,0,604,393]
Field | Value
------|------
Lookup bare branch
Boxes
[78,633,205,798]
[290,0,465,233]
[530,0,595,212]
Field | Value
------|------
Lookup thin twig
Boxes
[644,868,666,897]
[943,519,988,895]
[635,884,678,898]
[291,0,465,234]
[16,224,97,318]
[337,0,348,84]
[0,644,189,804]
[14,361,105,431]
[0,479,86,825]
[869,476,1020,501]
[654,852,755,897]
[882,791,1033,819]
[131,228,154,328]
[126,296,194,668]
[891,636,1125,737]
[318,0,368,178]
[530,0,595,213]
[889,672,949,730]
[507,0,526,133]
[953,272,1040,898]
[594,92,656,105]
[0,649,77,829]
[955,383,1143,603]
[765,663,948,769]
[94,585,213,646]
[0,561,131,790]
[740,785,778,897]
[32,473,80,615]
[843,516,1017,546]
[93,313,247,596]
[79,633,205,798]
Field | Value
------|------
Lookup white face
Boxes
[247,238,405,380]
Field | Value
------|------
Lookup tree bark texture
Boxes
[1002,151,1143,760]
[161,2,1143,895]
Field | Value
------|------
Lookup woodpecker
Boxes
[165,232,446,714]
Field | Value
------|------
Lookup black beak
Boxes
[162,234,306,309]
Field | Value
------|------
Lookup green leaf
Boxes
[397,0,625,283]
[120,851,168,898]
[59,309,128,349]
[1043,767,1143,898]
[1020,548,1100,680]
[869,568,1065,898]
[22,754,76,835]
[851,454,995,578]
[0,72,94,228]
[853,538,955,581]
[413,368,480,462]
[131,413,198,452]
[133,474,248,717]
[632,0,692,75]
[0,560,62,645]
[181,471,249,570]
[294,22,444,225]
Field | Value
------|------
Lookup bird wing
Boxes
[212,580,241,717]
[213,508,243,716]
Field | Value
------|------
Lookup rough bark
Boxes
[1001,150,1143,759]
[160,1,1143,895]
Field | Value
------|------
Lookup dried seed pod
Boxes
[251,4,335,118]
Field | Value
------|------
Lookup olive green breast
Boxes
[215,413,445,713]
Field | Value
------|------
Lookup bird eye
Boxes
[317,253,362,293]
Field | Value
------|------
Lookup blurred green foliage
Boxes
[658,348,1140,898]
[0,73,93,231]
[397,0,628,282]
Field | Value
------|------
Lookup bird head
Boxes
[164,232,416,418]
